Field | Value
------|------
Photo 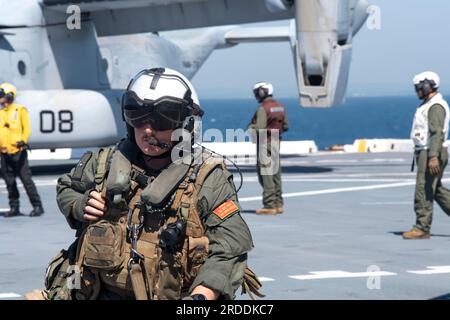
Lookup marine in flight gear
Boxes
[403,71,450,239]
[247,82,289,215]
[27,68,262,300]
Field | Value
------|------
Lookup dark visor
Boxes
[123,91,195,131]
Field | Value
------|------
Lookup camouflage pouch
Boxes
[44,242,78,300]
[156,249,183,300]
[82,220,125,270]
[184,236,209,284]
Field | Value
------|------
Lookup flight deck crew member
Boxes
[0,83,44,218]
[28,68,261,300]
[403,71,450,239]
[247,82,288,215]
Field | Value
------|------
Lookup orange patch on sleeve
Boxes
[212,200,239,220]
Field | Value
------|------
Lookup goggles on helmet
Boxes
[0,88,5,98]
[414,83,422,93]
[414,80,436,93]
[123,91,202,131]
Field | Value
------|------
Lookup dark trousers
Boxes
[414,148,450,232]
[0,150,42,208]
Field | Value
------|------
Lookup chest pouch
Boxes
[103,151,132,217]
[82,220,125,270]
[140,162,190,214]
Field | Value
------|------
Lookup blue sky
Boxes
[192,0,450,99]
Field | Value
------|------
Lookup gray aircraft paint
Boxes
[0,0,368,149]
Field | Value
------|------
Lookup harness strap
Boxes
[129,263,149,300]
[95,147,114,193]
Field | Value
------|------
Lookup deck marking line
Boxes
[0,293,21,299]
[289,270,397,280]
[240,181,417,202]
[407,266,450,275]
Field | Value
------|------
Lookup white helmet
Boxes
[122,67,204,143]
[413,71,440,97]
[253,82,273,102]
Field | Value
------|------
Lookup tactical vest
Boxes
[74,147,229,300]
[410,93,450,150]
[261,99,285,133]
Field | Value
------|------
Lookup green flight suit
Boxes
[248,102,289,209]
[56,140,253,300]
[413,104,450,233]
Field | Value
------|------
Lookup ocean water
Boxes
[200,96,421,150]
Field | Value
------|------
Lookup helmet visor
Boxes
[122,92,190,131]
[414,83,422,93]
[0,88,5,99]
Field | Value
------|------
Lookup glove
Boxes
[428,156,441,176]
[16,141,26,148]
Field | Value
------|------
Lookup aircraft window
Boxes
[18,60,26,76]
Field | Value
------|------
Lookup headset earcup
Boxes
[422,81,431,96]
[259,87,265,100]
[6,93,14,103]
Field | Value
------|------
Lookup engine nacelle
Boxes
[291,0,369,107]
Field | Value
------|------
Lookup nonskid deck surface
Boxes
[1,152,450,300]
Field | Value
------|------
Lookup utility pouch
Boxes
[103,150,132,217]
[44,249,74,300]
[184,236,209,284]
[44,238,79,300]
[82,220,125,270]
[141,162,190,209]
[156,249,183,300]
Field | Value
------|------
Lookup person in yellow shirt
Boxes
[0,83,43,217]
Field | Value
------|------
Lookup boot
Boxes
[4,206,20,218]
[276,207,284,214]
[30,206,44,217]
[402,228,430,239]
[256,208,278,215]
[24,289,48,300]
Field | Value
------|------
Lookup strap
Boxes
[130,167,151,189]
[193,154,225,189]
[94,147,114,192]
[129,263,149,300]
[72,152,93,182]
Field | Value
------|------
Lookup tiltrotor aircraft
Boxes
[0,0,369,149]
